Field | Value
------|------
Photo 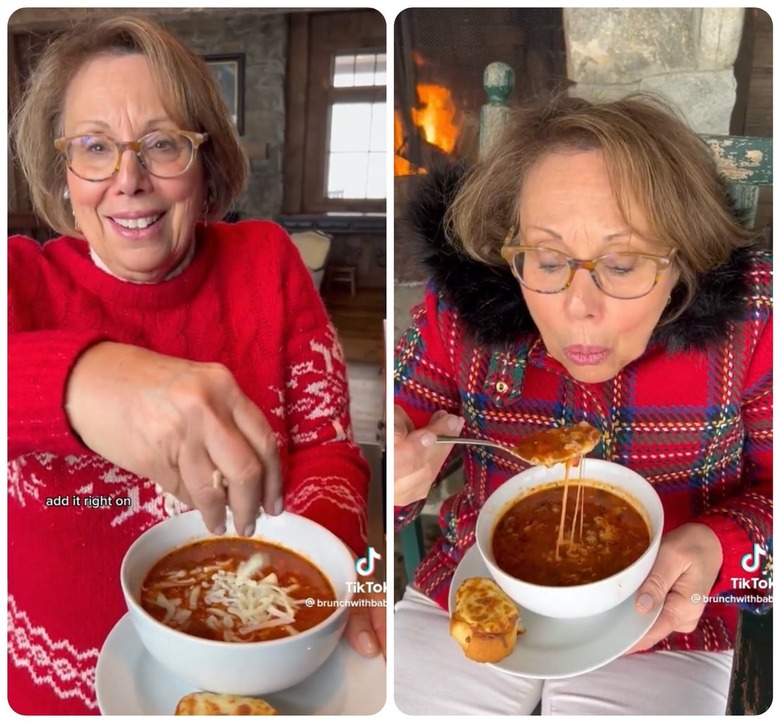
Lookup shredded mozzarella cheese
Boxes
[144,553,303,641]
[205,554,301,634]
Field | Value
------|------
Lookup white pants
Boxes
[394,586,734,715]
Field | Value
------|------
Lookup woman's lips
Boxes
[563,345,611,365]
[108,212,165,240]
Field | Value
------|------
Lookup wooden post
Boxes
[726,609,773,714]
[479,61,515,160]
[700,134,772,229]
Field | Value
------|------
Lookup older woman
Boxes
[393,94,771,714]
[8,16,382,715]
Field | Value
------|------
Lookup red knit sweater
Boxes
[7,221,369,715]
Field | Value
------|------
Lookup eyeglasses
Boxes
[54,130,208,182]
[500,244,676,300]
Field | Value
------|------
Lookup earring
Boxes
[63,187,79,230]
[665,295,672,307]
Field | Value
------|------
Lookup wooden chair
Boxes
[325,264,358,296]
[396,63,773,714]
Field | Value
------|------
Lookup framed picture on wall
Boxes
[203,53,245,135]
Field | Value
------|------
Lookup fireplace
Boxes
[394,8,568,173]
[394,8,568,282]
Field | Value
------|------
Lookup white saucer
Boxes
[95,613,386,715]
[449,545,661,679]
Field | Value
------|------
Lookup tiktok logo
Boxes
[741,542,768,573]
[355,546,382,577]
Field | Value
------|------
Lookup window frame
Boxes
[320,57,386,206]
[283,11,387,215]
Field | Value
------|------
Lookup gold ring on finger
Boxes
[211,470,228,490]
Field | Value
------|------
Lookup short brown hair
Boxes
[446,92,756,319]
[11,14,248,235]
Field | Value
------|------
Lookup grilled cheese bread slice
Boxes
[450,577,524,663]
[174,692,277,715]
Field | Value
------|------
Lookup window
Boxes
[284,11,387,215]
[326,53,386,201]
[333,52,387,88]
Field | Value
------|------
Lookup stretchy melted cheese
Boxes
[512,421,600,466]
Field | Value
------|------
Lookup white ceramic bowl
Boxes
[476,459,663,619]
[120,510,356,695]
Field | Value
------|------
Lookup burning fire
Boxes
[395,82,461,176]
[394,113,421,176]
[412,84,460,154]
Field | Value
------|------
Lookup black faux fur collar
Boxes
[402,162,755,352]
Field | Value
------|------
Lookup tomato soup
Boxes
[141,537,336,642]
[492,482,650,586]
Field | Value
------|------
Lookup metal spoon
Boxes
[435,421,601,467]
[435,435,534,461]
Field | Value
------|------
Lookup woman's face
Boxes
[62,53,205,282]
[517,149,679,384]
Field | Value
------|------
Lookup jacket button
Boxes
[496,381,509,393]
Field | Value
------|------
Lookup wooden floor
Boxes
[321,287,385,366]
[346,361,386,446]
[321,286,386,444]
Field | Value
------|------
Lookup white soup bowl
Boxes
[120,510,356,695]
[476,459,663,619]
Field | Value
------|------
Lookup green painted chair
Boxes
[396,62,772,714]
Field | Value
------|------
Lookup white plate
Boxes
[449,545,662,679]
[95,613,386,715]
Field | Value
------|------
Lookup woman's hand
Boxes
[343,583,387,660]
[629,523,723,652]
[65,341,282,536]
[394,405,464,506]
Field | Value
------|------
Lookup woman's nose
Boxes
[113,149,152,194]
[563,268,603,319]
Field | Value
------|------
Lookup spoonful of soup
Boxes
[436,421,601,467]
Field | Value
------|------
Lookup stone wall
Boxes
[161,12,287,221]
[566,8,744,133]
[329,233,387,289]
